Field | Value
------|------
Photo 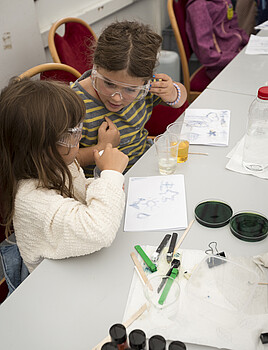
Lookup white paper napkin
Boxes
[226,136,268,179]
[123,246,268,350]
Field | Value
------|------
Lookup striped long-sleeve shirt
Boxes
[71,70,161,177]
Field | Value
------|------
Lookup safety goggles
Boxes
[91,67,150,101]
[57,122,83,148]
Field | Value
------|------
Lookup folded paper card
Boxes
[124,175,188,232]
[183,109,230,146]
[245,35,268,54]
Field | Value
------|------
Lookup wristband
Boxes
[165,83,181,106]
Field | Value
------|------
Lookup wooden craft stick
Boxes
[123,302,148,328]
[91,303,148,350]
[258,282,268,285]
[134,266,145,286]
[189,152,208,156]
[174,219,195,252]
[130,251,153,290]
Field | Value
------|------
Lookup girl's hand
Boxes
[97,117,120,149]
[93,143,129,174]
[149,73,180,105]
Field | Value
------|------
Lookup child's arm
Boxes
[77,117,121,167]
[14,169,126,272]
[149,73,187,108]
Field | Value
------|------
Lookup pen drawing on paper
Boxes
[183,109,230,146]
[129,180,179,219]
[124,175,188,232]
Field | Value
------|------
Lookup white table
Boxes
[0,89,267,350]
[207,30,268,96]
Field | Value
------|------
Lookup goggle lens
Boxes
[57,122,83,148]
[91,68,150,101]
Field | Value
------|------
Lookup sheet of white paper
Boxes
[124,175,188,232]
[183,109,230,146]
[245,34,268,54]
[255,20,268,30]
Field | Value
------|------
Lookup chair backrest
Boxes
[19,62,81,84]
[167,0,192,97]
[48,17,97,75]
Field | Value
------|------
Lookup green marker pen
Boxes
[158,268,179,305]
[134,245,157,272]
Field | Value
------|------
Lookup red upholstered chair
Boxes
[48,17,97,75]
[19,63,81,83]
[167,0,212,103]
[145,102,189,137]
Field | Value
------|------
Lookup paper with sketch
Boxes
[255,20,268,30]
[245,34,268,54]
[182,109,230,146]
[124,175,187,232]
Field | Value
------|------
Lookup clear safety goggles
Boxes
[57,122,83,148]
[91,67,150,101]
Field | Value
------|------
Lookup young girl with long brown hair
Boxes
[0,77,128,272]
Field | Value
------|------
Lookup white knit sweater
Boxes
[13,162,125,272]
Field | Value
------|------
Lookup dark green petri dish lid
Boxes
[194,200,233,228]
[229,212,268,242]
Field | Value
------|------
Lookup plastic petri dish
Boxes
[194,200,233,228]
[229,211,268,242]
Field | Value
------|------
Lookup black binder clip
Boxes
[205,242,226,268]
[260,333,268,344]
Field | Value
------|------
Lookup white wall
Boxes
[0,0,170,87]
[0,0,46,87]
[38,0,170,62]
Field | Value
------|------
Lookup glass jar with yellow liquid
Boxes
[167,121,190,163]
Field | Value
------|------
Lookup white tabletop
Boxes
[207,30,268,96]
[0,89,267,350]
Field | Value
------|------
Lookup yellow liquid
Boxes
[177,140,189,163]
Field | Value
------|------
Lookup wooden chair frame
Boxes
[167,0,202,103]
[48,17,97,64]
[19,63,81,79]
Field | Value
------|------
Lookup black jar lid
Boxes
[194,199,233,228]
[168,340,186,350]
[101,341,118,350]
[149,335,166,350]
[129,329,146,349]
[109,323,127,344]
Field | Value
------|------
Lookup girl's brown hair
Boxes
[0,77,86,235]
[93,20,162,79]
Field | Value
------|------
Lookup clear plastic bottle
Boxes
[242,86,268,171]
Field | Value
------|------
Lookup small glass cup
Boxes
[167,121,190,163]
[154,133,179,175]
[143,274,180,320]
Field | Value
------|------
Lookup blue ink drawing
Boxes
[129,180,179,219]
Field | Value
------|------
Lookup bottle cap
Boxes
[101,341,118,350]
[109,323,127,344]
[149,335,166,350]
[129,329,146,349]
[257,86,268,100]
[168,340,187,350]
